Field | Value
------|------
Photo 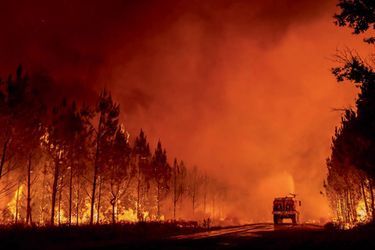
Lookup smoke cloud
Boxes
[0,0,371,222]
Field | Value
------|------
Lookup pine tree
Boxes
[133,129,151,221]
[151,141,171,220]
[107,125,134,224]
[326,0,375,224]
[90,90,119,225]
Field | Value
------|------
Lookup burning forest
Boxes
[0,68,229,226]
[1,0,375,249]
[323,0,375,229]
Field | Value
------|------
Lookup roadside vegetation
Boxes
[325,0,375,228]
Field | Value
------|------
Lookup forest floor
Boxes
[1,222,375,249]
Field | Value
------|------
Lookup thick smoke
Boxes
[0,0,371,222]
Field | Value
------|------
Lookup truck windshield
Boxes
[273,203,283,211]
[285,202,295,211]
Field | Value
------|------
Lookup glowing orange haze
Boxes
[0,0,372,223]
[103,4,369,222]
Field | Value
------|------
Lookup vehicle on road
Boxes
[272,194,301,224]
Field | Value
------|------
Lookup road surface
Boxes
[164,223,327,250]
[171,223,322,240]
[171,223,276,240]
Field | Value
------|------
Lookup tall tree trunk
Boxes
[96,176,102,224]
[336,198,342,223]
[203,176,208,215]
[0,137,10,178]
[349,190,356,222]
[157,183,160,220]
[90,113,103,225]
[212,194,216,219]
[369,179,375,221]
[347,190,352,224]
[58,174,64,226]
[342,195,347,223]
[360,179,369,215]
[26,154,33,225]
[68,162,73,226]
[173,166,181,221]
[90,154,99,225]
[343,194,349,224]
[173,166,177,221]
[76,175,80,225]
[136,158,141,221]
[50,160,60,226]
[192,188,196,217]
[203,191,207,215]
[344,190,348,224]
[173,199,177,221]
[41,164,47,224]
[15,181,21,224]
[111,196,116,224]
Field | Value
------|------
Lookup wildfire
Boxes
[56,208,68,224]
[0,66,231,228]
[356,200,369,223]
[81,198,93,223]
[7,184,24,222]
[117,208,138,222]
[112,202,155,223]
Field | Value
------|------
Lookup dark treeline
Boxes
[325,0,375,227]
[0,67,228,226]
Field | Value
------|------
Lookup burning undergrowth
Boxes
[0,67,231,226]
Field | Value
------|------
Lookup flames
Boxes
[116,207,153,223]
[7,184,24,222]
[2,130,220,225]
[117,208,138,222]
[334,199,371,229]
[4,185,161,225]
[59,198,160,224]
[0,67,231,227]
[356,200,369,224]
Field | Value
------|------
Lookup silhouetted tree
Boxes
[90,90,119,225]
[0,66,227,226]
[335,0,375,43]
[42,99,72,225]
[326,0,375,224]
[61,102,93,225]
[107,125,134,224]
[172,159,187,220]
[133,129,151,220]
[4,66,46,225]
[187,165,204,217]
[151,141,171,219]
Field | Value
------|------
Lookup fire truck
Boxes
[272,194,301,225]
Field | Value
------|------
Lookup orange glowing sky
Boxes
[0,0,372,222]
